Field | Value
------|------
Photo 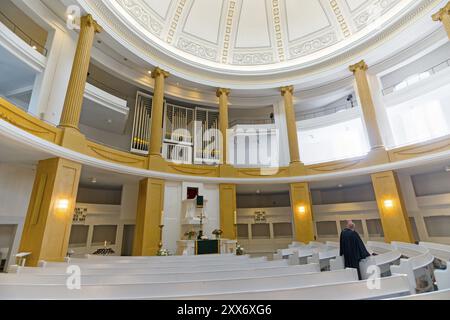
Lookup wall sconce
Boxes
[56,199,70,211]
[384,199,394,208]
[298,206,306,214]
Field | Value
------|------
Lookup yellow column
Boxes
[59,15,102,129]
[19,158,82,266]
[289,182,315,243]
[217,88,231,164]
[350,61,384,150]
[432,2,450,39]
[219,184,237,240]
[133,178,165,256]
[149,67,170,158]
[281,86,300,164]
[371,171,414,243]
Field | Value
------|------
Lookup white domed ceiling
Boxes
[108,0,412,69]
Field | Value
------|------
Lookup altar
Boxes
[176,239,238,256]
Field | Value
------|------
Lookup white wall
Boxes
[0,163,35,267]
[162,182,220,254]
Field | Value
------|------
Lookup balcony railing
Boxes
[0,11,47,56]
[382,58,450,96]
[229,119,274,127]
[297,102,356,121]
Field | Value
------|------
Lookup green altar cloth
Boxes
[195,240,220,255]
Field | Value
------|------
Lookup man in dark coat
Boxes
[340,220,371,280]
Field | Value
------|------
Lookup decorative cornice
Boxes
[349,60,368,73]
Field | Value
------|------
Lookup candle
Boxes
[234,210,237,225]
[104,241,107,247]
[160,210,164,225]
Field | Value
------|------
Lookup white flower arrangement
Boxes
[157,249,170,256]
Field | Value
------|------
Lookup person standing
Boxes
[340,220,371,280]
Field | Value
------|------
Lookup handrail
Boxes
[297,102,356,121]
[229,119,275,127]
[0,10,47,56]
[382,58,450,95]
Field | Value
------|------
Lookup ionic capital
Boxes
[151,67,170,79]
[216,88,231,98]
[81,14,102,34]
[432,2,450,21]
[280,85,294,96]
[349,60,369,74]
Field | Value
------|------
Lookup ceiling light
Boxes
[256,189,261,194]
[148,71,152,74]
[90,177,97,184]
[445,166,450,172]
[337,184,343,188]
[67,14,73,20]
[298,206,306,214]
[107,119,112,124]
[32,45,37,50]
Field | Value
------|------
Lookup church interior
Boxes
[0,0,450,301]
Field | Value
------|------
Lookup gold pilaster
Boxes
[281,86,301,164]
[432,2,450,39]
[149,67,170,158]
[59,15,102,129]
[289,182,315,243]
[133,178,165,256]
[371,171,414,243]
[19,158,82,266]
[217,88,231,165]
[350,60,384,150]
[219,184,237,240]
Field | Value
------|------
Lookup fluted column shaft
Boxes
[59,15,102,129]
[433,2,450,39]
[350,61,384,150]
[149,68,170,156]
[281,86,300,164]
[217,88,231,164]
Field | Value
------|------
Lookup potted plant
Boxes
[184,230,196,240]
[157,248,170,256]
[236,244,245,256]
[212,229,223,239]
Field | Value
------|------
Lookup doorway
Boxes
[121,225,135,256]
[0,225,17,272]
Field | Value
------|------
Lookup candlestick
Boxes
[158,224,164,252]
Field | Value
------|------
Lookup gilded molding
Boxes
[349,60,369,73]
[432,2,450,21]
[216,88,231,98]
[82,14,103,33]
[151,67,170,79]
[280,85,294,96]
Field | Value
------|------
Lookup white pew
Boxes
[307,249,339,270]
[390,248,435,293]
[359,250,402,279]
[0,268,358,300]
[434,268,450,290]
[419,242,450,263]
[325,241,340,248]
[175,275,413,300]
[391,241,428,258]
[81,253,246,262]
[43,256,267,269]
[288,242,305,248]
[366,241,394,254]
[0,263,321,285]
[13,259,290,275]
[388,288,450,300]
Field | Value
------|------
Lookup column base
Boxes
[59,127,86,153]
